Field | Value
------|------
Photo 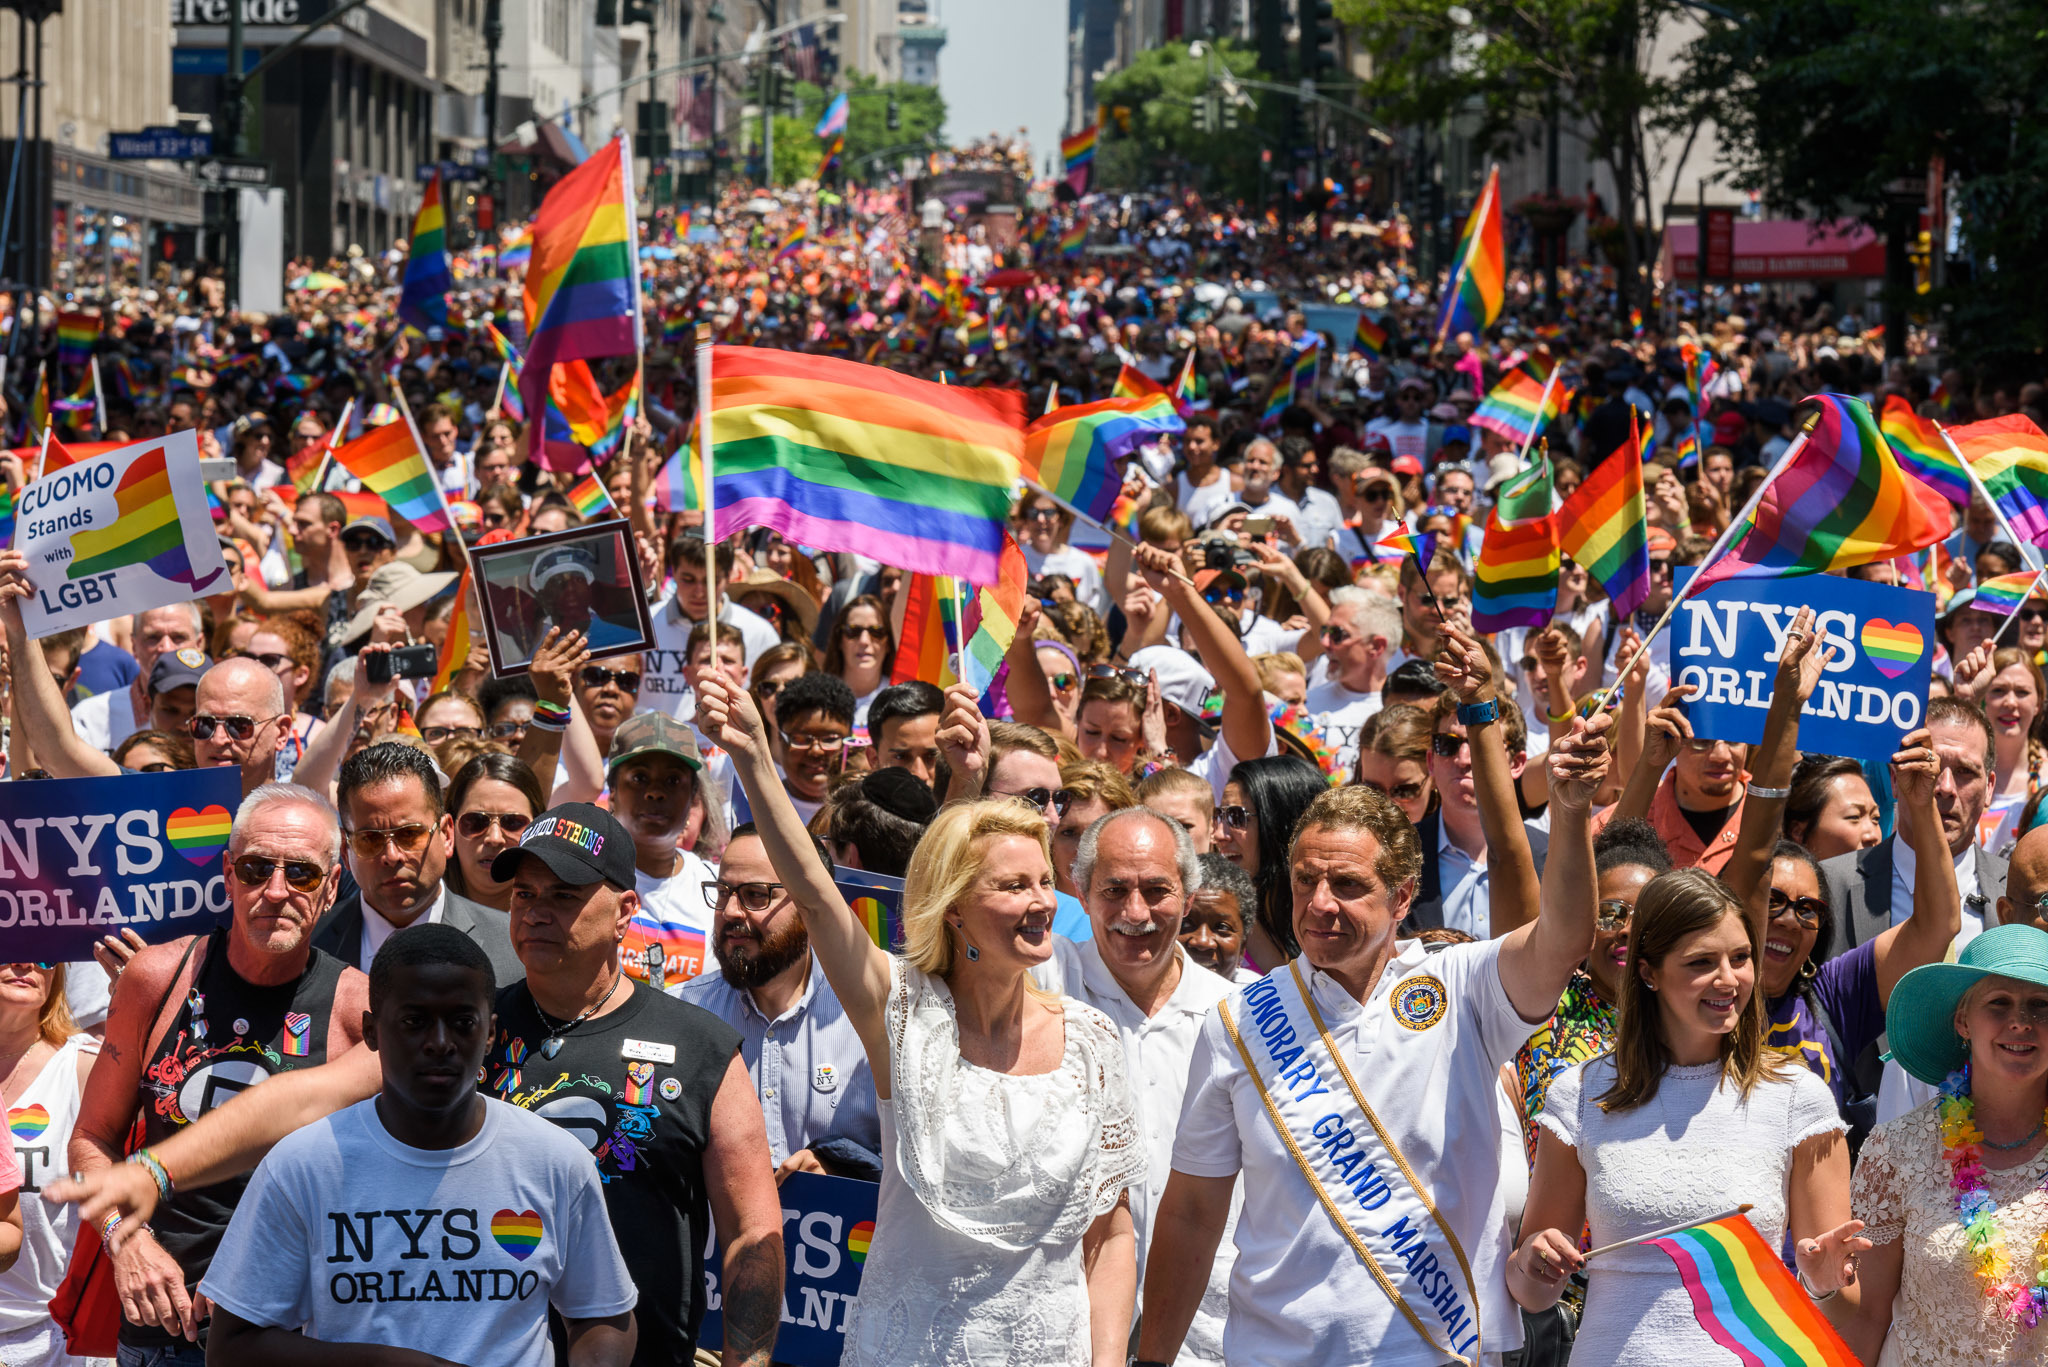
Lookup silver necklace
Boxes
[532,972,623,1059]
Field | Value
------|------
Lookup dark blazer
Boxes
[1819,837,2004,962]
[1402,807,1551,934]
[312,886,524,987]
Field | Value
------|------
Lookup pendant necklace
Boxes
[533,972,623,1060]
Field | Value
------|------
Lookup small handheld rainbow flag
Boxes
[1649,1213,1858,1367]
[1354,315,1388,358]
[398,171,453,335]
[1973,569,2042,617]
[1023,394,1183,525]
[1472,450,1558,631]
[430,568,474,693]
[1472,360,1568,447]
[1289,336,1321,404]
[1559,411,1651,619]
[774,223,808,262]
[567,470,616,520]
[1879,394,1970,508]
[1433,165,1504,347]
[330,414,452,534]
[1057,221,1086,258]
[55,310,98,367]
[1956,413,2048,546]
[654,430,705,514]
[498,228,532,270]
[486,321,526,422]
[1060,124,1097,194]
[964,313,992,358]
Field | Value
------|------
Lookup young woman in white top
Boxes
[1507,869,1871,1366]
[697,673,1142,1367]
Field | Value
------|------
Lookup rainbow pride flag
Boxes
[1879,394,1969,507]
[1023,394,1184,524]
[964,313,992,358]
[1650,1214,1859,1367]
[27,363,48,440]
[519,137,640,462]
[819,132,845,178]
[1433,165,1504,345]
[1471,450,1557,631]
[917,275,945,309]
[66,442,217,589]
[1472,363,1567,447]
[1973,569,2041,616]
[1671,431,1701,471]
[654,430,704,513]
[893,538,1026,699]
[1289,336,1321,404]
[1956,413,2048,545]
[430,568,474,693]
[331,417,452,534]
[487,321,526,422]
[567,470,616,519]
[1058,221,1086,258]
[398,171,453,335]
[704,346,1024,584]
[55,310,97,367]
[498,228,532,271]
[1699,394,1951,588]
[774,224,808,262]
[892,572,966,688]
[1559,412,1651,618]
[1354,315,1388,357]
[1060,124,1096,193]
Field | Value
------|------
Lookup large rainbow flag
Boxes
[1650,1214,1858,1367]
[519,136,640,461]
[1471,450,1557,631]
[398,171,453,335]
[1559,413,1651,618]
[703,346,1024,584]
[330,417,452,534]
[1878,394,1968,507]
[1433,165,1504,346]
[1696,394,1952,588]
[1954,413,2048,546]
[1023,394,1184,524]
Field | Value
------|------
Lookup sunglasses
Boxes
[232,856,327,893]
[1767,889,1827,928]
[1202,587,1244,607]
[190,714,260,741]
[1322,625,1353,646]
[237,651,292,671]
[344,824,435,858]
[839,624,886,643]
[2020,608,2048,625]
[457,810,531,840]
[1023,506,1062,521]
[1362,779,1426,804]
[997,786,1055,812]
[1596,899,1634,931]
[1089,664,1147,686]
[1360,486,1393,502]
[1430,733,1470,760]
[342,534,387,553]
[1052,787,1086,817]
[1214,804,1252,830]
[1048,672,1077,691]
[580,666,642,693]
[704,880,787,912]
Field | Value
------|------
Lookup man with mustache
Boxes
[682,824,880,1183]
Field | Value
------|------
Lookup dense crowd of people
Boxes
[0,169,2040,1367]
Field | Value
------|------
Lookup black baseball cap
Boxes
[491,801,636,889]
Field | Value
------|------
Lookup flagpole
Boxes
[487,363,508,420]
[1432,165,1495,356]
[696,322,718,630]
[1582,1205,1753,1262]
[949,576,971,682]
[311,397,355,493]
[1938,423,2045,574]
[32,425,50,483]
[1990,568,2048,649]
[1511,367,1560,470]
[89,355,105,437]
[1024,480,1196,587]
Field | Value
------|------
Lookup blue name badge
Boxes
[1672,568,1936,763]
[699,1171,877,1367]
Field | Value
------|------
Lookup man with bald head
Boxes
[188,656,292,778]
[1033,806,1238,1363]
[1997,825,2048,932]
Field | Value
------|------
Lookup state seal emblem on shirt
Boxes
[1391,974,1448,1031]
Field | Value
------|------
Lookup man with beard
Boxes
[529,545,639,654]
[682,825,880,1181]
[607,713,718,992]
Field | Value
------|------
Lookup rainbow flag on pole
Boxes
[654,431,705,513]
[704,346,1024,584]
[1650,1214,1859,1367]
[1559,412,1651,618]
[1057,221,1087,257]
[518,136,640,462]
[1878,394,1967,507]
[1956,413,2048,545]
[774,224,808,262]
[1354,315,1388,358]
[1060,124,1097,194]
[330,415,453,533]
[1472,364,1568,447]
[55,311,98,367]
[1697,394,1953,588]
[1023,394,1183,524]
[1973,569,2042,616]
[567,470,616,519]
[430,568,474,693]
[487,321,526,421]
[1433,164,1505,346]
[498,228,532,271]
[398,171,453,335]
[1471,450,1557,631]
[1289,336,1321,404]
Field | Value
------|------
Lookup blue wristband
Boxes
[1456,698,1500,726]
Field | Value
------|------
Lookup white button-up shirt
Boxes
[360,885,446,969]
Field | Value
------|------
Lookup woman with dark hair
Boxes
[112,728,195,772]
[1213,754,1330,969]
[822,594,892,728]
[475,481,524,535]
[1783,754,1882,859]
[443,752,546,911]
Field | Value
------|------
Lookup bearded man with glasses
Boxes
[309,742,521,984]
[68,782,369,1363]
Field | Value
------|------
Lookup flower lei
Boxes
[1937,1065,2048,1327]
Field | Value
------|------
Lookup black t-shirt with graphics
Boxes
[487,978,740,1367]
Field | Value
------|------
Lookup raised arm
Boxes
[292,642,396,800]
[1499,711,1614,1021]
[695,675,893,1057]
[515,629,593,805]
[1725,608,1828,918]
[1609,681,1694,823]
[1001,599,1069,738]
[1139,543,1271,763]
[0,550,119,777]
[1871,730,1960,1002]
[1435,623,1540,938]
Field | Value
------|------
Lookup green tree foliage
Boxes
[772,75,947,186]
[1675,0,2048,376]
[1090,41,1280,200]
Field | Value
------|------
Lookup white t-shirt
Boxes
[1288,486,1345,551]
[1366,417,1432,464]
[69,687,141,756]
[1024,544,1107,616]
[625,852,720,994]
[201,1096,637,1367]
[1302,674,1383,773]
[1179,470,1237,531]
[641,597,781,720]
[1171,938,1535,1365]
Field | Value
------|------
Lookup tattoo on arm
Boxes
[102,1041,121,1063]
[720,1238,783,1367]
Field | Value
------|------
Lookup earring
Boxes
[965,943,980,962]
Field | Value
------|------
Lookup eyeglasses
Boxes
[1089,664,1146,686]
[1362,780,1426,804]
[783,730,849,753]
[190,714,260,741]
[457,810,531,840]
[579,666,642,693]
[704,880,787,911]
[232,856,328,893]
[237,651,292,671]
[1596,899,1634,930]
[1214,804,1252,830]
[421,724,484,745]
[1430,732,1470,760]
[1048,672,1077,691]
[1767,889,1827,928]
[1360,486,1392,502]
[487,719,528,740]
[996,786,1055,812]
[344,824,435,857]
[341,534,387,553]
[839,624,886,643]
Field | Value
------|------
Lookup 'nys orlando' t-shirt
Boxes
[200,1096,636,1367]
[487,978,741,1366]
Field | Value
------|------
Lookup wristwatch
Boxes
[1456,697,1499,727]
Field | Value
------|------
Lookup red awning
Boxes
[1660,219,1886,281]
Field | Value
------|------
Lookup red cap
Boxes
[1391,454,1423,476]
[1646,526,1679,558]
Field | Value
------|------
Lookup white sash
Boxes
[1219,960,1482,1365]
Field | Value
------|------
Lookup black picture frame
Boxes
[468,518,654,677]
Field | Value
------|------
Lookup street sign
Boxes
[415,160,486,183]
[109,127,213,160]
[194,159,271,187]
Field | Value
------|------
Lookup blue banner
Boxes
[0,769,242,962]
[1672,569,1935,763]
[698,1171,877,1367]
[1301,304,1362,347]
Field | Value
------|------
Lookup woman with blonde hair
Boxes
[0,960,91,1362]
[1955,645,2048,850]
[1508,868,1870,1364]
[696,673,1142,1367]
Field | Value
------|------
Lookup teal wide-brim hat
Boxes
[1886,924,2048,1085]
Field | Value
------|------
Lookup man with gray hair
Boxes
[71,602,206,752]
[1035,805,1237,1364]
[69,781,368,1358]
[1304,586,1401,771]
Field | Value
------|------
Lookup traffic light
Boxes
[783,71,800,119]
[887,96,900,131]
[763,63,784,115]
[157,228,194,266]
[1192,98,1211,132]
[1301,0,1337,75]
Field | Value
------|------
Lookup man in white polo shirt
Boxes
[1134,694,1612,1367]
[1033,806,1235,1365]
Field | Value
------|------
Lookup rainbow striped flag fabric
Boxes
[65,439,221,590]
[1955,413,2048,545]
[917,275,946,309]
[819,133,845,178]
[1289,337,1321,404]
[653,431,705,514]
[498,228,532,271]
[430,568,474,693]
[26,364,47,440]
[964,314,992,358]
[1023,394,1183,524]
[1472,360,1567,447]
[1696,394,1951,589]
[487,321,527,422]
[1060,124,1097,193]
[1058,221,1087,257]
[1879,394,1969,507]
[1471,450,1557,631]
[892,539,1026,700]
[1559,413,1651,618]
[55,310,97,367]
[518,136,640,462]
[892,572,966,689]
[567,470,616,519]
[1433,165,1504,344]
[1973,569,2041,616]
[330,416,452,534]
[1354,315,1388,357]
[703,346,1025,584]
[1671,431,1700,471]
[1650,1214,1858,1367]
[774,224,807,262]
[398,171,453,335]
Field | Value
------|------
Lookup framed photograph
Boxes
[470,518,654,677]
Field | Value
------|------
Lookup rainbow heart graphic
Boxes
[847,1219,874,1264]
[1860,619,1925,680]
[7,1104,47,1142]
[165,806,233,866]
[491,1209,544,1261]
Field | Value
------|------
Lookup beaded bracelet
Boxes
[128,1148,174,1203]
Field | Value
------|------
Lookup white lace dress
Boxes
[1538,1056,1844,1366]
[841,959,1146,1367]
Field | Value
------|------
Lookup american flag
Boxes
[678,72,714,144]
[784,23,820,83]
